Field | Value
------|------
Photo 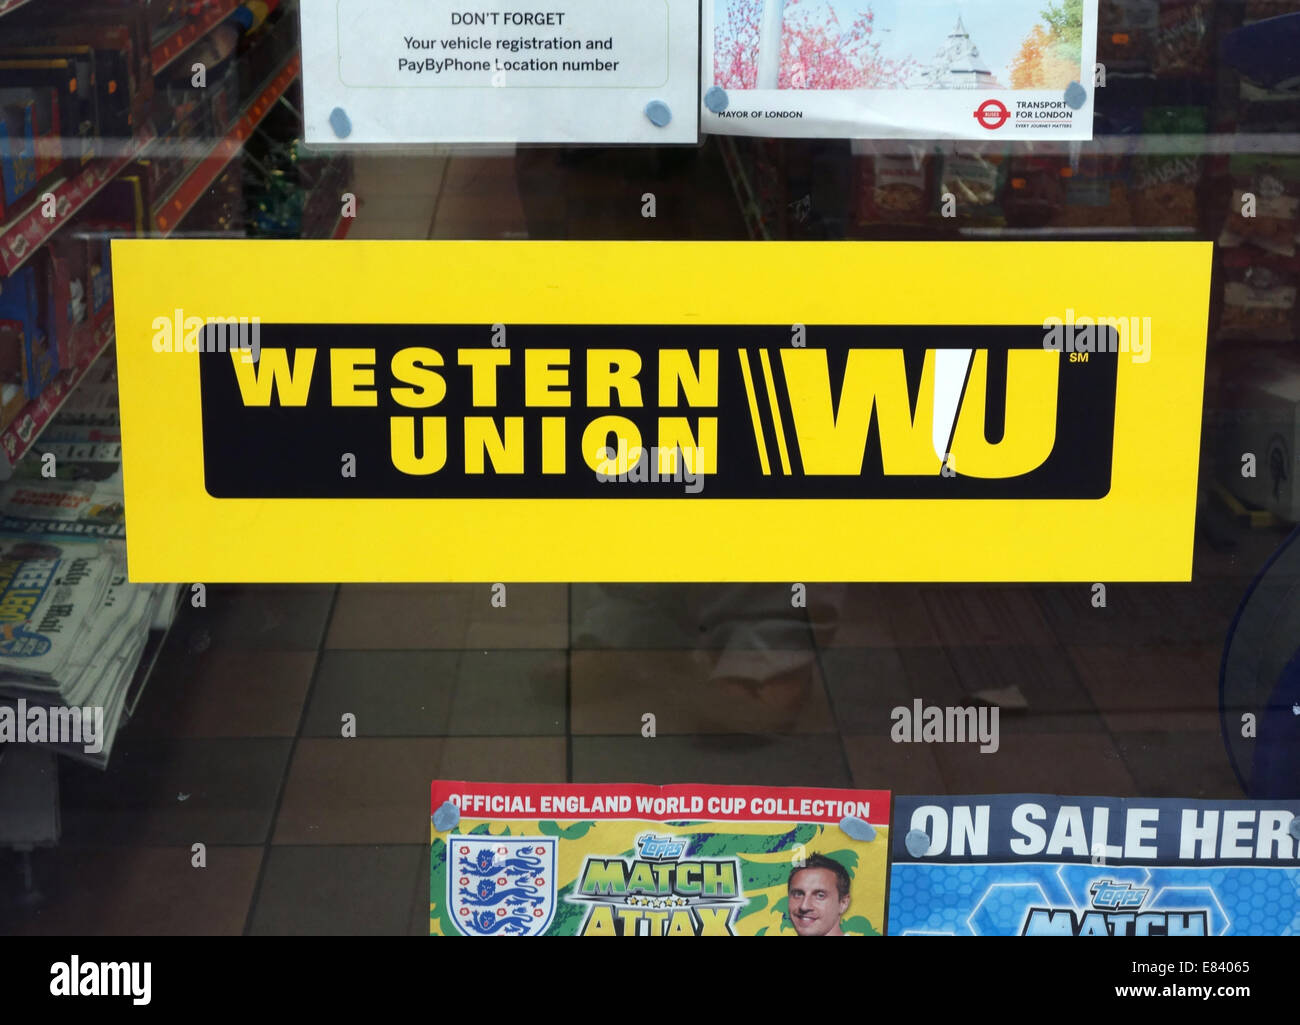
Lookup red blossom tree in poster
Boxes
[714,0,915,89]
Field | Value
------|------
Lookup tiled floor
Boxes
[4,546,1268,934]
[0,146,1284,933]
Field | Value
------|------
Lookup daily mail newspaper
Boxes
[56,586,155,766]
[0,562,162,766]
[0,536,115,687]
[150,584,182,630]
[0,357,170,763]
[56,568,138,707]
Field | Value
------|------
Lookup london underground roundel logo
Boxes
[973,99,1010,130]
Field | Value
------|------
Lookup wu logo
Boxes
[449,836,557,936]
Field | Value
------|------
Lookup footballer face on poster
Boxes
[787,853,854,936]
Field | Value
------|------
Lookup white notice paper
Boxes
[301,0,700,144]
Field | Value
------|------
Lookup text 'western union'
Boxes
[227,346,1060,479]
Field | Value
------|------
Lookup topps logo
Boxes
[1021,880,1209,936]
[198,325,1116,500]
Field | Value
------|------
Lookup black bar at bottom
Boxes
[0,936,1285,1011]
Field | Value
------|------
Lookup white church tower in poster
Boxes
[918,15,1001,89]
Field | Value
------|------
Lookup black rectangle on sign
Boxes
[198,324,1116,499]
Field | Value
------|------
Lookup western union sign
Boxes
[111,240,1210,582]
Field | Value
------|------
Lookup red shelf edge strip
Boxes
[150,0,241,75]
[0,316,115,470]
[0,126,157,277]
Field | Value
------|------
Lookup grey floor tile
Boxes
[303,649,565,737]
[1193,526,1290,582]
[304,647,569,738]
[571,735,850,788]
[175,585,336,652]
[274,737,566,845]
[819,648,964,734]
[1068,645,1221,733]
[248,845,424,935]
[131,649,316,739]
[436,736,567,784]
[439,156,523,195]
[1184,581,1253,635]
[841,735,946,795]
[1113,732,1246,800]
[327,584,567,649]
[408,844,434,936]
[822,585,941,647]
[8,845,263,936]
[921,587,1056,647]
[945,646,1104,733]
[932,733,1138,797]
[60,739,293,846]
[349,156,450,198]
[347,191,439,222]
[1035,584,1238,649]
[445,651,567,735]
[301,651,457,737]
[571,583,812,649]
[274,738,444,845]
[571,649,833,735]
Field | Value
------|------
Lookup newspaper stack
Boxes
[0,556,176,769]
[28,353,182,631]
[0,353,181,767]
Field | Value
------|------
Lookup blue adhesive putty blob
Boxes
[904,829,931,858]
[432,801,460,832]
[704,86,729,113]
[645,100,672,127]
[839,815,876,842]
[329,106,353,138]
[1289,815,1300,841]
[1063,81,1087,110]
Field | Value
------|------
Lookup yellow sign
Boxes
[111,240,1210,582]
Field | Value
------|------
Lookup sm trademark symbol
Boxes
[1069,352,1090,363]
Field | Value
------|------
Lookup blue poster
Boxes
[889,795,1300,936]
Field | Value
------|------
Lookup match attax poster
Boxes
[430,781,889,936]
[889,795,1300,936]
